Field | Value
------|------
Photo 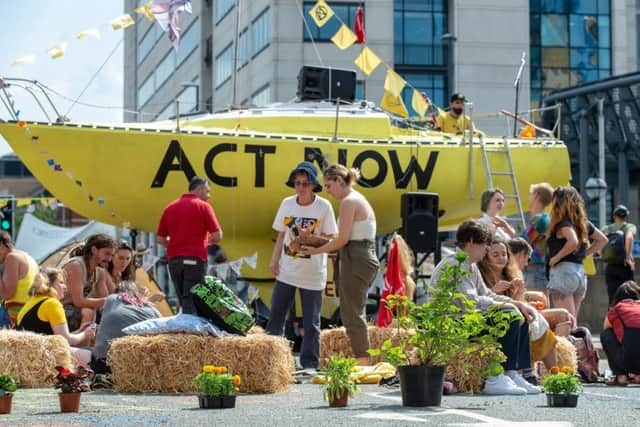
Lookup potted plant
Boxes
[321,354,361,407]
[369,252,515,407]
[0,372,18,414]
[47,366,92,413]
[193,365,241,409]
[542,366,582,407]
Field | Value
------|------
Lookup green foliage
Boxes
[0,372,17,396]
[48,366,91,393]
[541,367,582,395]
[368,252,516,374]
[193,365,240,397]
[321,354,361,402]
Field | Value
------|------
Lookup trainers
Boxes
[483,374,527,395]
[506,371,543,394]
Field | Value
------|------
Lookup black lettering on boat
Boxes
[151,140,196,188]
[338,149,347,166]
[352,150,387,188]
[204,143,238,187]
[304,147,329,171]
[245,144,276,187]
[388,151,439,189]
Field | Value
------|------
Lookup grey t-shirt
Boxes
[93,295,161,360]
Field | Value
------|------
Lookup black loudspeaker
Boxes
[297,66,356,102]
[401,192,439,254]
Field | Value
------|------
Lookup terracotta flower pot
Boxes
[329,392,348,408]
[0,394,13,414]
[59,392,81,413]
[546,393,579,407]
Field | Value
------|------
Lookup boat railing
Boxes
[0,77,67,123]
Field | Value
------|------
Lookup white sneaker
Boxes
[506,371,543,394]
[483,374,527,395]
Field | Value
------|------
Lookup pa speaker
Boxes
[297,66,356,102]
[401,192,439,254]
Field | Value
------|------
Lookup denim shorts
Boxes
[547,261,587,300]
[524,263,548,290]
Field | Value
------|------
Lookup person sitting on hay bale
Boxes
[91,281,161,375]
[16,267,94,368]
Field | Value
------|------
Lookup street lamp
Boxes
[585,177,607,201]
[441,33,457,95]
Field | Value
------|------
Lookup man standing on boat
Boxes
[157,177,222,314]
[436,92,473,134]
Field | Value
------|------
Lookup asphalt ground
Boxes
[1,382,639,427]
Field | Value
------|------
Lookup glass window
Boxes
[597,0,610,14]
[598,48,610,69]
[237,28,249,69]
[355,81,363,100]
[541,0,568,13]
[156,50,176,89]
[252,85,271,106]
[542,47,569,67]
[156,102,175,121]
[138,25,157,64]
[252,8,270,56]
[303,3,360,41]
[598,15,610,47]
[569,14,598,47]
[542,68,571,89]
[138,75,155,108]
[178,84,199,113]
[395,0,447,66]
[541,15,568,46]
[570,47,598,68]
[216,0,235,24]
[570,0,597,14]
[177,19,200,65]
[215,44,233,88]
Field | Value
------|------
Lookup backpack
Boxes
[602,226,627,264]
[568,326,600,383]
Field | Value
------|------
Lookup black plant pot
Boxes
[546,394,579,407]
[398,365,446,407]
[198,395,236,409]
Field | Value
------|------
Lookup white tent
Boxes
[15,213,116,262]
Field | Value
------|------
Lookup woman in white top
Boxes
[302,164,379,365]
[478,188,515,240]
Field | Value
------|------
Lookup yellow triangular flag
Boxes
[134,3,155,21]
[0,200,9,209]
[354,46,381,76]
[411,90,429,118]
[10,55,36,66]
[380,90,408,118]
[384,70,406,98]
[16,198,32,208]
[331,24,357,50]
[76,29,101,40]
[40,198,56,208]
[47,42,68,59]
[308,0,334,28]
[111,14,135,30]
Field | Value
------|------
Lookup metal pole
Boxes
[332,98,341,142]
[513,52,526,137]
[598,98,606,228]
[231,0,241,106]
[579,112,589,196]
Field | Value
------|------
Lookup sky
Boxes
[0,1,127,156]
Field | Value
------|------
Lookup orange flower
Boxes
[561,366,573,374]
[220,366,228,374]
[17,121,26,129]
[233,375,241,386]
[550,366,560,374]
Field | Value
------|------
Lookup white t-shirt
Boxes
[478,213,511,241]
[272,195,338,290]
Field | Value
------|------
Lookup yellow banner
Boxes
[411,90,429,118]
[309,0,334,28]
[331,24,357,50]
[384,70,406,98]
[380,90,408,118]
[354,46,381,76]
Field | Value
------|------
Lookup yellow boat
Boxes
[0,100,571,282]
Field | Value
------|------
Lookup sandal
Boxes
[605,375,629,386]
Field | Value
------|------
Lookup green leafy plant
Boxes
[369,252,516,375]
[47,366,92,393]
[321,354,361,402]
[542,366,582,395]
[0,372,17,396]
[193,365,241,397]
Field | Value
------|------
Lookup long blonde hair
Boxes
[547,186,588,243]
[477,239,521,299]
[322,164,360,186]
[28,267,64,298]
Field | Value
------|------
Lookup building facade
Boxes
[123,0,637,137]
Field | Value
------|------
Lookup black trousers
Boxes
[499,319,532,371]
[605,263,634,305]
[168,257,207,315]
[601,328,640,375]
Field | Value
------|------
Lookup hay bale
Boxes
[540,336,578,377]
[108,333,294,394]
[446,347,506,394]
[319,326,409,367]
[0,330,72,387]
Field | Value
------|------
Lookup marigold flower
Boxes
[561,366,573,374]
[220,366,228,374]
[233,375,241,386]
[203,365,215,374]
[550,366,560,374]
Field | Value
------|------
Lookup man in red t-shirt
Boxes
[157,177,222,314]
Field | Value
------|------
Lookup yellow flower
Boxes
[550,366,560,374]
[233,375,241,386]
[203,365,215,374]
[561,366,573,374]
[220,366,228,374]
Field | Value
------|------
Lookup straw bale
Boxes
[540,336,578,377]
[108,333,294,394]
[446,347,506,394]
[0,329,72,387]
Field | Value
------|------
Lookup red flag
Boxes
[376,238,405,327]
[354,6,365,44]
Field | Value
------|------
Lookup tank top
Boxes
[5,250,39,306]
[17,299,54,335]
[60,256,101,306]
[350,219,376,240]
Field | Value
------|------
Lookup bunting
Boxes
[76,29,101,40]
[110,14,135,30]
[134,2,155,21]
[150,0,193,51]
[353,46,381,76]
[380,90,408,117]
[353,5,365,44]
[411,89,429,119]
[331,24,357,50]
[47,43,68,60]
[383,70,406,97]
[308,0,334,28]
[10,55,36,66]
